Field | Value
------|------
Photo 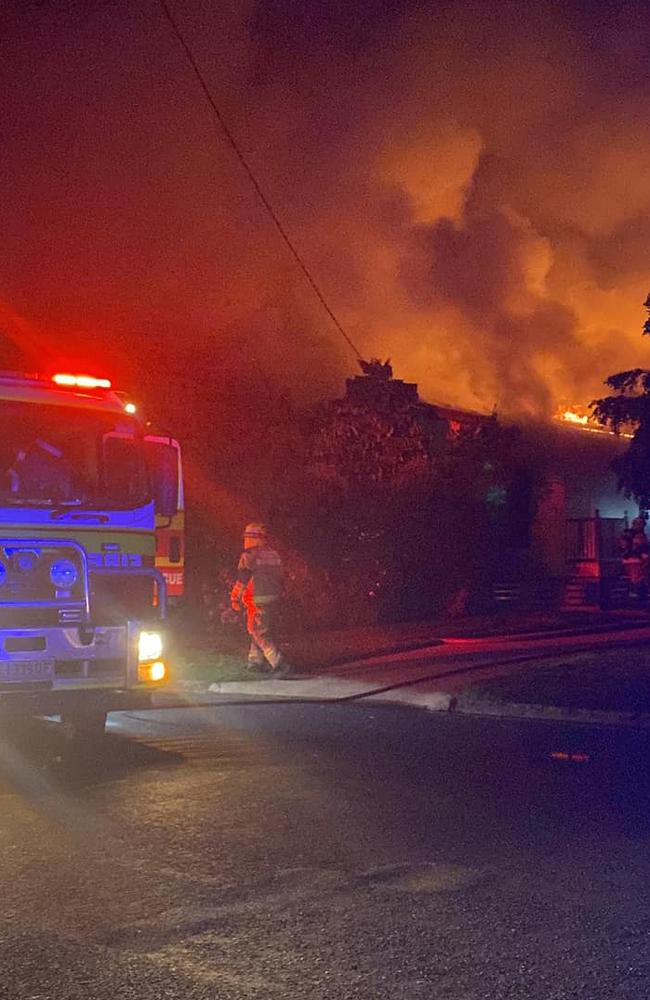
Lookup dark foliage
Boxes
[274,399,524,627]
[591,294,650,507]
[183,368,533,631]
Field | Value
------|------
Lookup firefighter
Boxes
[230,523,291,676]
[621,517,650,608]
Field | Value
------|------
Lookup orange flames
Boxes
[560,409,589,426]
[555,407,633,439]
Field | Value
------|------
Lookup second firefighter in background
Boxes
[230,523,290,675]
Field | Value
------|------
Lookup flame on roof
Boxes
[556,407,633,439]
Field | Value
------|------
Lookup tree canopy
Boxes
[591,294,650,507]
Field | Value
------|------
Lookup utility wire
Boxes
[157,0,363,362]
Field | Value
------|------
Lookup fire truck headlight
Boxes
[50,559,78,589]
[138,630,163,662]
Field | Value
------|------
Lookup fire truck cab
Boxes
[0,372,179,737]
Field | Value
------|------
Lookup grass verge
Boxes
[171,646,252,685]
[459,645,650,714]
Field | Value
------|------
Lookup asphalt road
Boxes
[2,701,650,999]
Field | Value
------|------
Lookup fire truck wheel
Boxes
[61,710,107,740]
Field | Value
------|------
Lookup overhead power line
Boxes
[157,0,363,362]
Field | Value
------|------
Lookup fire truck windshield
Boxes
[0,401,150,509]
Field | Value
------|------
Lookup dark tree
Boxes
[591,294,650,507]
[301,399,522,624]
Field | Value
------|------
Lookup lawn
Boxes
[170,644,252,685]
[460,644,650,714]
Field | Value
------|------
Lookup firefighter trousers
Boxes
[246,601,283,669]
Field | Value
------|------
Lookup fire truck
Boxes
[0,371,182,737]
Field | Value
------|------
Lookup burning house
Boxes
[344,367,635,612]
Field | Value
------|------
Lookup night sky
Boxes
[3,0,650,431]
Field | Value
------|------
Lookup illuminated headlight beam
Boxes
[138,630,163,662]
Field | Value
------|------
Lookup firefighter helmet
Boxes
[244,522,267,540]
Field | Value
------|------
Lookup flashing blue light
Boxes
[0,563,6,587]
[50,559,78,590]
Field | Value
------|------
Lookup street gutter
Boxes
[451,698,650,729]
[155,679,650,730]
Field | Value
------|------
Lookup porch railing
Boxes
[566,515,627,570]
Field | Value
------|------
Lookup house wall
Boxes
[422,399,634,579]
[514,421,634,577]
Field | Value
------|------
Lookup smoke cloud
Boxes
[2,0,650,420]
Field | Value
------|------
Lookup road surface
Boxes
[1,700,650,998]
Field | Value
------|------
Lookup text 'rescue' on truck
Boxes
[0,371,184,737]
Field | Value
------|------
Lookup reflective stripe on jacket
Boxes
[233,545,283,606]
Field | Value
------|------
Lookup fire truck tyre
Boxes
[61,710,107,740]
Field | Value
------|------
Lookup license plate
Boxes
[0,659,55,683]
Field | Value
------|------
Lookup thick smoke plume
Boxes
[2,0,650,419]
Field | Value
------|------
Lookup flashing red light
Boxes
[52,373,112,389]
